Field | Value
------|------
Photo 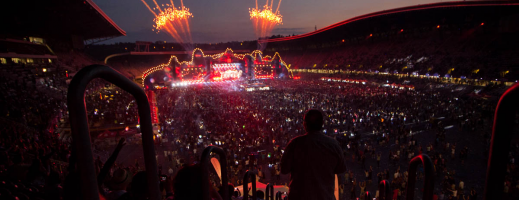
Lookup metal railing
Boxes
[275,191,283,200]
[200,146,229,200]
[266,183,274,200]
[484,83,519,199]
[406,154,434,200]
[243,170,257,200]
[378,180,391,200]
[67,65,160,200]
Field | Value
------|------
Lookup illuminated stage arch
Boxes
[142,48,292,89]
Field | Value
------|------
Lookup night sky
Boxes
[92,0,445,44]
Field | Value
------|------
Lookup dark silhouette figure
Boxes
[281,109,347,200]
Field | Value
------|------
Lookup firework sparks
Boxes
[249,6,282,25]
[141,0,193,46]
[249,0,283,41]
[153,5,193,33]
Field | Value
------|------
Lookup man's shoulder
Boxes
[288,134,340,147]
[315,134,341,145]
[288,134,307,144]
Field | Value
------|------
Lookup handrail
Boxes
[266,183,274,200]
[243,170,257,200]
[378,180,391,200]
[406,154,434,200]
[67,65,160,200]
[484,83,519,199]
[275,191,283,200]
[200,146,229,200]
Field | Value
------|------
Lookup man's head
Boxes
[172,164,204,200]
[219,183,234,200]
[109,169,132,191]
[304,109,324,133]
[256,190,265,199]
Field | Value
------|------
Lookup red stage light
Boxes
[481,23,484,26]
[437,25,440,28]
[400,29,404,32]
[369,34,373,37]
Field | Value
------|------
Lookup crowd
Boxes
[1,59,519,199]
[0,59,72,199]
[0,52,139,199]
[110,78,512,200]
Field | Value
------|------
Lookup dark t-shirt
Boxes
[280,133,347,200]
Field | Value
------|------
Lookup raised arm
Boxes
[97,138,126,187]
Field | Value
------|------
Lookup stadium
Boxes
[0,0,519,200]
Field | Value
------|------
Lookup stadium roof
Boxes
[0,0,125,40]
[263,1,519,43]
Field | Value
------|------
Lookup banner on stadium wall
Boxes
[146,90,159,124]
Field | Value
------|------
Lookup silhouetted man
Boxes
[281,109,347,200]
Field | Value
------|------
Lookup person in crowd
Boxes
[117,171,149,200]
[43,170,63,199]
[105,169,132,200]
[280,109,347,199]
[256,190,265,200]
[219,183,235,200]
[171,164,222,200]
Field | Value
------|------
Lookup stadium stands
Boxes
[264,1,519,80]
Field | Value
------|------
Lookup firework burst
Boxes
[141,0,193,47]
[249,6,282,25]
[152,5,193,33]
[249,0,283,41]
